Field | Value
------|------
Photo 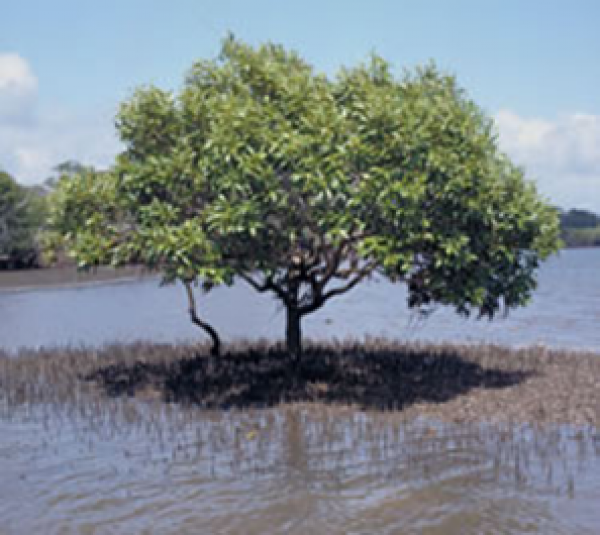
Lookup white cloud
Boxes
[2,53,599,212]
[0,53,122,183]
[0,53,38,124]
[495,110,600,212]
[0,106,122,183]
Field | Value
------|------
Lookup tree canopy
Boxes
[49,38,560,357]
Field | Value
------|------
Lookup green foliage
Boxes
[0,171,43,268]
[51,38,560,337]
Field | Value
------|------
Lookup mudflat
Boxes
[4,340,600,427]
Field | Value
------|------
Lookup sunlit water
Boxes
[1,248,600,533]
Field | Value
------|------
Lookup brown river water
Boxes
[2,398,600,534]
[1,248,600,533]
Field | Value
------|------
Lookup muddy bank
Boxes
[0,265,153,292]
[2,341,600,427]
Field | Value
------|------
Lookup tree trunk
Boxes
[193,318,221,357]
[286,306,302,361]
[184,281,221,356]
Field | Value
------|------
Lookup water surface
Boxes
[1,399,600,534]
[2,248,600,533]
[1,248,599,353]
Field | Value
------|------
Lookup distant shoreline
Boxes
[562,243,600,250]
[1,246,597,291]
[0,265,155,293]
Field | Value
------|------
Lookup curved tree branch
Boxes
[240,272,290,305]
[299,261,378,315]
[321,262,376,301]
[184,281,221,356]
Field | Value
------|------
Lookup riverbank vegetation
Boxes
[560,208,600,247]
[0,162,91,270]
[0,170,46,269]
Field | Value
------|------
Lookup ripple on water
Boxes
[1,397,600,534]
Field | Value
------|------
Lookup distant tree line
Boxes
[559,208,600,248]
[0,170,45,268]
[0,162,87,269]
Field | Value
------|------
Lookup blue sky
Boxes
[2,0,600,210]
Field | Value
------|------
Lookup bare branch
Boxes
[299,261,377,315]
[239,272,270,292]
[239,272,290,305]
[321,262,377,301]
